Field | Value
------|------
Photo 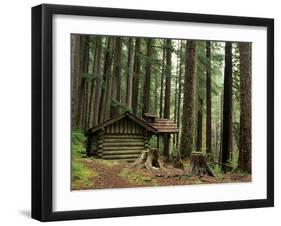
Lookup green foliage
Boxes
[81,72,100,81]
[170,147,181,158]
[72,130,86,157]
[72,160,98,189]
[149,136,164,151]
[72,34,248,175]
[111,100,132,113]
[230,150,239,169]
[212,164,224,179]
[71,130,97,189]
[119,168,157,185]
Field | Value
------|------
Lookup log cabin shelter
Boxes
[85,111,179,162]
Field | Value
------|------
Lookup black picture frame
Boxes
[32,3,274,222]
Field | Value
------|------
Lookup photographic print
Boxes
[32,4,273,221]
[71,35,252,190]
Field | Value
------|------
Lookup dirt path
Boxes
[82,159,134,189]
[75,158,251,190]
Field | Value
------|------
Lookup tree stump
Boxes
[189,152,217,178]
[171,152,184,170]
[131,148,185,178]
[131,148,163,170]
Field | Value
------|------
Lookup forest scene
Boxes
[71,34,252,190]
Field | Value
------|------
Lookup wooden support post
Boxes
[144,131,150,150]
[157,135,160,149]
[97,128,104,158]
[163,133,171,159]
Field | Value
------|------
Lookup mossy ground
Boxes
[71,131,251,190]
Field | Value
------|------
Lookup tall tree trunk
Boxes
[196,98,203,152]
[88,37,102,127]
[143,38,152,114]
[82,38,91,131]
[126,38,135,109]
[84,38,95,130]
[176,41,183,148]
[163,39,172,157]
[206,41,212,156]
[212,120,217,161]
[174,55,179,124]
[77,36,90,130]
[154,65,159,113]
[221,42,233,171]
[238,42,252,173]
[88,38,98,128]
[132,38,141,114]
[173,56,178,147]
[111,37,122,117]
[71,34,80,128]
[219,93,223,164]
[92,38,103,127]
[99,38,114,123]
[159,40,166,118]
[180,40,197,158]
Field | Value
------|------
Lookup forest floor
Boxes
[71,157,251,190]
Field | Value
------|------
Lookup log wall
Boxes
[103,118,145,161]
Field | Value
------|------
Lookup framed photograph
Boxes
[32,4,274,221]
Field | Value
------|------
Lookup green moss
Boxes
[119,168,157,186]
[71,159,98,189]
[72,130,87,157]
[71,130,97,189]
[211,164,224,179]
[91,158,121,167]
[182,159,190,169]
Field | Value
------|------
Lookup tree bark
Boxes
[163,39,172,157]
[99,38,114,123]
[173,55,179,147]
[143,38,152,114]
[92,37,103,127]
[132,38,141,114]
[206,41,212,156]
[180,40,197,158]
[111,37,122,117]
[159,40,166,118]
[189,152,217,178]
[126,38,135,109]
[176,41,183,148]
[196,98,203,152]
[238,42,252,173]
[71,34,80,128]
[87,38,98,128]
[77,36,90,130]
[219,93,223,164]
[221,42,233,172]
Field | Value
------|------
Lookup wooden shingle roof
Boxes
[148,118,179,133]
[86,112,179,135]
[87,112,158,134]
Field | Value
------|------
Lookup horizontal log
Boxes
[151,125,178,128]
[102,150,143,155]
[104,135,143,139]
[103,146,145,151]
[103,139,144,143]
[157,130,179,133]
[103,142,144,147]
[150,122,176,126]
[102,154,140,159]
